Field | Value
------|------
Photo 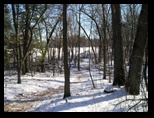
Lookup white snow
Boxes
[4,48,148,112]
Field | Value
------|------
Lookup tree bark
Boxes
[125,4,148,95]
[102,4,107,79]
[23,4,30,74]
[78,5,81,71]
[11,4,21,84]
[111,4,126,86]
[63,4,71,99]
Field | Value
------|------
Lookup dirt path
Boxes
[4,68,88,112]
[4,86,63,112]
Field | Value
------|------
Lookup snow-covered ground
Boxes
[4,48,148,112]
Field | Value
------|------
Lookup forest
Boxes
[4,4,148,112]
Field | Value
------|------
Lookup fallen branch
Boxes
[116,98,148,105]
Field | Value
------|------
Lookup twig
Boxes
[116,98,148,106]
[127,99,142,112]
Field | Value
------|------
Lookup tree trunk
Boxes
[23,4,30,74]
[102,4,107,79]
[78,5,81,71]
[63,4,71,99]
[98,42,102,63]
[11,4,21,84]
[52,48,56,76]
[125,4,148,95]
[89,42,95,89]
[41,58,45,72]
[111,4,126,86]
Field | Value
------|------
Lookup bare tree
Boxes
[11,4,21,84]
[111,4,126,86]
[102,4,107,79]
[77,4,81,71]
[125,4,148,95]
[63,4,71,99]
[22,4,30,74]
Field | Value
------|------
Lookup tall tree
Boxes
[111,4,126,86]
[125,4,148,95]
[11,4,22,84]
[77,4,81,71]
[63,4,71,99]
[102,4,107,79]
[22,4,30,74]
